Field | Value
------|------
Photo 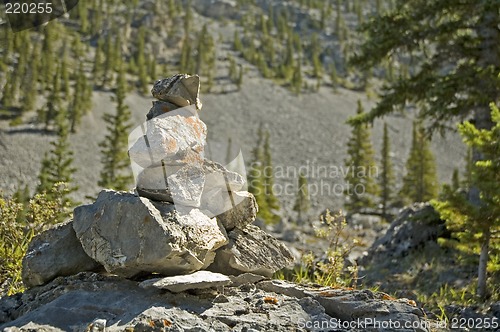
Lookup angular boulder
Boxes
[208,225,294,277]
[73,190,228,278]
[22,220,101,288]
[215,191,257,230]
[151,74,202,110]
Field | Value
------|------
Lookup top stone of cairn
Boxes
[151,74,203,110]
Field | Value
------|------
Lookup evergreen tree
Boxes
[93,37,104,86]
[433,103,500,300]
[349,0,500,134]
[451,168,460,192]
[39,66,62,130]
[236,65,244,90]
[247,125,279,224]
[310,34,322,78]
[400,122,438,203]
[1,68,17,108]
[378,123,395,219]
[344,100,379,212]
[292,61,302,95]
[233,30,243,53]
[37,108,78,207]
[228,56,237,83]
[329,62,339,89]
[69,62,92,132]
[293,171,310,223]
[262,130,280,218]
[21,41,41,114]
[41,23,56,89]
[136,26,149,94]
[179,35,192,73]
[98,63,133,190]
[60,43,71,96]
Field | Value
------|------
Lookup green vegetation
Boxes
[378,123,395,219]
[433,103,500,300]
[98,64,133,191]
[275,210,359,288]
[37,109,78,213]
[247,126,280,224]
[400,122,438,204]
[344,100,379,212]
[293,171,310,223]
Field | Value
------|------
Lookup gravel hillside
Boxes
[0,64,465,214]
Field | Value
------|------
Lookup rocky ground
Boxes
[0,272,429,332]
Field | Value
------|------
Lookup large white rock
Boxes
[73,190,228,278]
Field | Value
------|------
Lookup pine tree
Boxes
[247,125,279,224]
[262,130,280,218]
[136,26,148,94]
[344,100,379,212]
[69,62,92,132]
[292,61,302,95]
[37,108,78,207]
[60,43,71,96]
[293,171,310,223]
[41,23,56,89]
[93,37,104,86]
[379,123,395,219]
[400,122,438,203]
[349,0,499,133]
[451,168,460,192]
[39,66,62,130]
[433,103,500,300]
[236,65,244,90]
[98,63,133,190]
[233,30,243,53]
[310,33,322,78]
[228,56,237,83]
[329,62,339,89]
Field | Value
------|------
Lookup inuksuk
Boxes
[22,74,294,287]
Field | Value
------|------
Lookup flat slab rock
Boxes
[0,272,432,332]
[139,271,231,293]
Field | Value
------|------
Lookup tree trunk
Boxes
[477,228,490,300]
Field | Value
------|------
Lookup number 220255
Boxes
[5,2,53,14]
[450,317,498,329]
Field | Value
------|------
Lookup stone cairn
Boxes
[22,74,294,289]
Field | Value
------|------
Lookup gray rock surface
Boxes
[21,220,101,289]
[215,191,257,230]
[0,272,432,332]
[139,270,231,293]
[360,203,448,264]
[73,190,228,278]
[208,225,294,277]
[146,100,180,120]
[258,279,428,332]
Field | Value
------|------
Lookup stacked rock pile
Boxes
[22,74,294,288]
